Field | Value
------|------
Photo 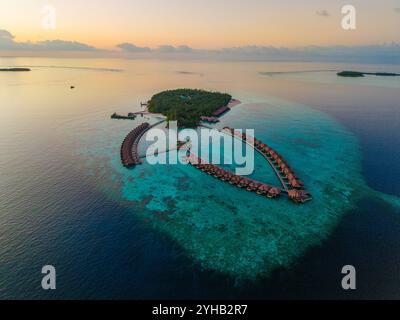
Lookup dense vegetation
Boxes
[148,89,232,127]
[337,71,400,78]
[337,71,365,77]
[111,112,136,120]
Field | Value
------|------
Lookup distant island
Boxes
[148,89,233,127]
[0,68,31,72]
[337,71,400,78]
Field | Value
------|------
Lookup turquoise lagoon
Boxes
[2,58,400,298]
[75,94,396,280]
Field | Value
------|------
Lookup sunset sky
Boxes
[1,0,399,51]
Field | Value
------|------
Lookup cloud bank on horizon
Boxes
[1,29,400,63]
[0,29,96,51]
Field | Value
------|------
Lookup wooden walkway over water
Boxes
[119,121,311,203]
[120,120,166,167]
[221,127,311,203]
[222,128,289,192]
[187,154,283,199]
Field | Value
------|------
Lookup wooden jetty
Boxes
[187,154,283,199]
[222,127,312,203]
[120,123,150,167]
[120,120,167,168]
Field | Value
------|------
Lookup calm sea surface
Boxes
[0,57,399,299]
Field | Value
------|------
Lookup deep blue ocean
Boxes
[0,58,399,299]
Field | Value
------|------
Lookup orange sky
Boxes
[1,0,400,50]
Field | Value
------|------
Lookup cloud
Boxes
[117,42,150,52]
[155,44,193,53]
[0,29,98,51]
[316,10,330,17]
[176,70,203,76]
[216,44,400,63]
[0,29,17,48]
[156,45,176,53]
[176,45,193,53]
[2,29,400,64]
[34,40,97,51]
[116,43,193,53]
[0,29,15,40]
[113,42,400,63]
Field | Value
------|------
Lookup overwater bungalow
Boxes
[210,167,218,174]
[215,170,224,178]
[264,146,271,153]
[248,182,261,191]
[268,150,276,158]
[277,158,285,167]
[224,173,232,181]
[230,176,241,185]
[288,189,312,203]
[186,128,310,203]
[268,187,281,199]
[286,173,296,181]
[279,164,289,173]
[237,178,246,188]
[289,178,302,189]
[243,178,252,187]
[283,167,294,177]
[257,184,271,195]
[246,182,255,191]
[219,171,226,178]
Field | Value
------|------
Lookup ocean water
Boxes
[0,58,399,299]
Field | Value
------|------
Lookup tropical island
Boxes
[0,68,31,72]
[115,88,311,203]
[337,70,400,77]
[147,89,234,127]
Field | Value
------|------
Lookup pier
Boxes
[222,127,312,203]
[187,154,283,199]
[119,120,311,203]
[120,123,150,167]
[120,120,167,168]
